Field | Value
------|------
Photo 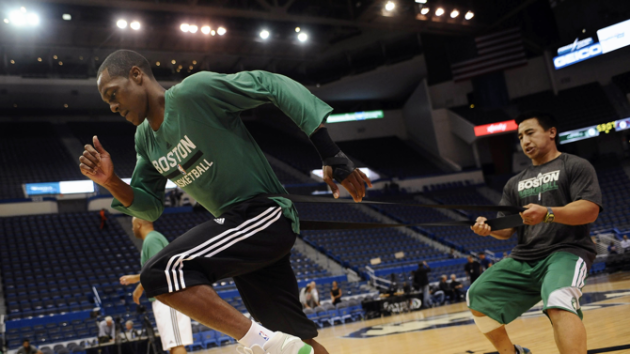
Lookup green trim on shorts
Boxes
[466,251,587,324]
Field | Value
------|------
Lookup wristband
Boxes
[309,127,354,183]
[309,127,340,159]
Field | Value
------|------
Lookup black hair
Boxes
[515,111,559,143]
[97,50,154,80]
[23,339,30,343]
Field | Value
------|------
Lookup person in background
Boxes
[122,320,139,340]
[98,316,116,342]
[465,256,482,284]
[620,235,630,252]
[479,253,493,270]
[17,339,42,354]
[438,275,454,303]
[308,281,320,305]
[449,274,464,302]
[413,261,432,308]
[330,281,342,305]
[300,284,318,309]
[608,241,618,255]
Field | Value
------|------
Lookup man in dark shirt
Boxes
[464,256,482,284]
[449,274,464,302]
[469,112,602,354]
[438,275,454,303]
[413,261,432,308]
[16,339,42,354]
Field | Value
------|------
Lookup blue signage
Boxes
[25,182,61,196]
[553,42,603,69]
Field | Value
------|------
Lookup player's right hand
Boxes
[79,136,114,186]
[470,216,492,236]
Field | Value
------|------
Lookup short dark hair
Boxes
[515,111,559,143]
[23,339,30,343]
[97,50,154,80]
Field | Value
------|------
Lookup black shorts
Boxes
[140,197,318,339]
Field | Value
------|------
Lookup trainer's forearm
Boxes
[551,200,599,225]
[129,274,141,283]
[103,175,134,207]
[489,228,516,240]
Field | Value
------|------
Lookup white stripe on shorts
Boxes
[164,206,282,292]
[571,257,586,288]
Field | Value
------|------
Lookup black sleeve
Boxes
[568,157,603,211]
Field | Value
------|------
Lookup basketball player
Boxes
[469,112,602,354]
[79,50,372,354]
[119,217,192,354]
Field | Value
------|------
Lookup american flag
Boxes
[450,27,527,82]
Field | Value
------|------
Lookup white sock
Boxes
[238,321,276,348]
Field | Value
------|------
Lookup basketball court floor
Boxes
[202,272,630,354]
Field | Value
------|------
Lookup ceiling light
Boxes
[192,60,197,65]
[415,0,427,3]
[211,30,216,36]
[435,7,444,16]
[37,57,42,62]
[465,11,474,20]
[64,104,68,108]
[420,7,430,15]
[295,27,301,32]
[10,60,15,64]
[180,23,189,32]
[20,7,26,12]
[171,59,176,64]
[58,61,63,66]
[201,25,210,34]
[9,11,25,26]
[156,61,160,66]
[130,21,140,30]
[297,32,308,42]
[62,14,71,21]
[188,65,193,70]
[3,19,8,24]
[116,19,127,29]
[385,1,395,11]
[217,27,226,35]
[189,25,198,33]
[53,55,58,59]
[450,9,459,18]
[26,13,39,25]
[260,29,270,39]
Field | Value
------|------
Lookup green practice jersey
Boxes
[140,230,169,301]
[112,70,333,233]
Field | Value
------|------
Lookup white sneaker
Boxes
[261,332,313,354]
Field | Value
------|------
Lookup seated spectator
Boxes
[17,339,42,354]
[479,253,493,270]
[98,316,116,342]
[402,282,411,294]
[449,274,464,302]
[621,235,630,252]
[299,284,319,309]
[438,275,454,302]
[330,281,342,305]
[308,281,320,304]
[122,320,139,340]
[608,242,619,255]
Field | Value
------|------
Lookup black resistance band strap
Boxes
[263,194,524,231]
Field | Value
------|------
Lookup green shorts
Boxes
[466,251,588,324]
